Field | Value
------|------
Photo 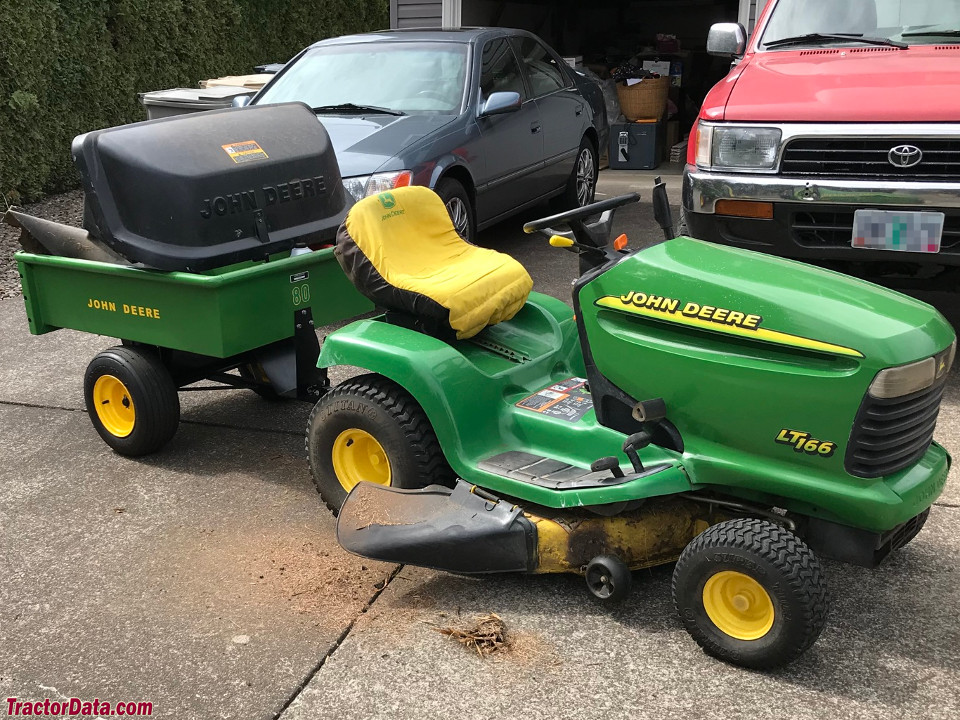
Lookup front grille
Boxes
[781,138,960,181]
[791,207,960,250]
[845,380,946,478]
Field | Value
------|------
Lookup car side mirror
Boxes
[231,95,253,109]
[707,23,747,57]
[478,91,521,118]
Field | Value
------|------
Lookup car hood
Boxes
[724,47,960,122]
[317,113,458,177]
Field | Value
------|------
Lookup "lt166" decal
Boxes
[775,429,836,457]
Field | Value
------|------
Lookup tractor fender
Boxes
[318,318,499,471]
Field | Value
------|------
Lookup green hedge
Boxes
[0,0,388,201]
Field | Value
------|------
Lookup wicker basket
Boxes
[615,75,670,122]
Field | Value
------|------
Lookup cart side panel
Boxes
[14,249,372,358]
[213,249,374,357]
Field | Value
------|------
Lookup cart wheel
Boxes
[672,518,828,669]
[305,373,453,515]
[84,346,180,456]
[585,555,631,602]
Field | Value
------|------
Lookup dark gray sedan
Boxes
[247,27,608,243]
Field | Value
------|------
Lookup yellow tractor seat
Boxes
[335,185,533,340]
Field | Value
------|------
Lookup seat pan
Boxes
[335,185,533,339]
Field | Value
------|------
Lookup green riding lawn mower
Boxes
[8,102,953,670]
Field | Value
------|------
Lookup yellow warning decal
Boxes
[222,140,269,164]
[595,293,864,358]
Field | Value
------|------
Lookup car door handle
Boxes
[530,122,542,134]
[576,105,583,116]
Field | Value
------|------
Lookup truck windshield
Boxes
[255,42,469,115]
[761,0,960,47]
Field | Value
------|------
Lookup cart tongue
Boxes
[336,480,536,574]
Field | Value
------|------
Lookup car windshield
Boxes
[256,41,469,114]
[761,0,960,47]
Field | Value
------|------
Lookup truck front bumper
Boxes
[682,166,960,268]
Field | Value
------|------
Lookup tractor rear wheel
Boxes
[306,374,452,515]
[672,518,828,669]
[84,346,180,456]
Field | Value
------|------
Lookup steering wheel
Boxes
[523,193,641,234]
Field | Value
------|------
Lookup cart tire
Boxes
[585,555,631,602]
[672,518,828,669]
[306,374,453,515]
[84,346,180,456]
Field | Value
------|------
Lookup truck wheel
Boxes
[84,346,180,456]
[672,518,828,669]
[305,374,452,515]
[676,207,690,237]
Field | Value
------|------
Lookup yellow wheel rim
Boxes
[702,570,775,641]
[93,375,136,438]
[331,428,392,492]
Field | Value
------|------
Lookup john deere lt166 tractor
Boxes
[309,183,953,669]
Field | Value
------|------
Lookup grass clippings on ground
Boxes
[437,612,511,657]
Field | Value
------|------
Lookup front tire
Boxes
[305,374,452,515]
[435,177,476,243]
[83,346,180,456]
[672,518,828,669]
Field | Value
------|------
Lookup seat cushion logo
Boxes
[378,192,397,209]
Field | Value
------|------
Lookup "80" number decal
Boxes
[775,429,836,457]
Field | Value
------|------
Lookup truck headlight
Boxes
[869,340,956,398]
[342,170,413,201]
[696,125,781,171]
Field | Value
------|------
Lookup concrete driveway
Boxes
[2,169,959,719]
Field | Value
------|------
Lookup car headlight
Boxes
[342,170,413,201]
[696,124,781,171]
[869,340,956,399]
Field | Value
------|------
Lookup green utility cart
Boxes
[7,101,371,455]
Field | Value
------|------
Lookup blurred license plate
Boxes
[852,209,944,253]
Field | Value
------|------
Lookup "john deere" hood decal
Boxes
[596,291,864,358]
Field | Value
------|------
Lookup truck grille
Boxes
[845,380,946,478]
[791,208,960,250]
[781,138,960,181]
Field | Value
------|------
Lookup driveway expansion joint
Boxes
[271,564,403,720]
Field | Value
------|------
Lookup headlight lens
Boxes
[342,170,413,201]
[869,340,955,398]
[696,125,781,171]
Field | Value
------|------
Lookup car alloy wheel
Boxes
[445,196,470,239]
[576,147,596,206]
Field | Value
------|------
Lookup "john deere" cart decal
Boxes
[595,292,863,358]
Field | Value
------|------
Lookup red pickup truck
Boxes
[682,0,960,290]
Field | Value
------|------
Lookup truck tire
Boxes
[672,518,828,669]
[84,346,180,456]
[306,374,453,515]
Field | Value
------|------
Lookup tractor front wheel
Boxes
[306,374,452,515]
[84,346,180,456]
[672,518,828,669]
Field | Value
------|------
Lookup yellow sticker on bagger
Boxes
[595,292,864,358]
[222,140,268,164]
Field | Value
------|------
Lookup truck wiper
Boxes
[901,29,960,37]
[312,103,405,116]
[763,33,908,49]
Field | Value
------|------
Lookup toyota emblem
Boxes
[888,144,923,168]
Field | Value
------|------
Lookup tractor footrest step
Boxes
[478,451,665,490]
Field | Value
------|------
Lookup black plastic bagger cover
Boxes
[72,102,350,271]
